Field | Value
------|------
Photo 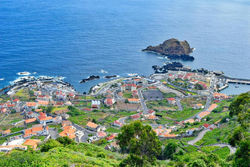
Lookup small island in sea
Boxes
[142,38,195,61]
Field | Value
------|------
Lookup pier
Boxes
[223,76,250,85]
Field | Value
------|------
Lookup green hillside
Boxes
[0,142,123,167]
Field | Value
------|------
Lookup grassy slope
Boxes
[0,143,123,167]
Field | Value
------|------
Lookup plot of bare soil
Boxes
[116,101,141,111]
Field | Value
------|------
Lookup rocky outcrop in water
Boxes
[104,75,118,79]
[152,62,184,73]
[80,75,100,83]
[143,38,194,61]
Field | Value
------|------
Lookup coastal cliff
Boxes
[142,38,194,61]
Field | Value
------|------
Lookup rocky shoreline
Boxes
[0,76,75,95]
[152,62,211,74]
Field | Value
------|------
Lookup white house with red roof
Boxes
[113,120,123,127]
[130,113,141,120]
[91,100,101,108]
[97,131,107,138]
[105,98,115,106]
[148,110,156,115]
[121,84,137,92]
[37,112,53,124]
[167,98,176,105]
[106,133,117,142]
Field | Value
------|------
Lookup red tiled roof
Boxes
[59,126,76,139]
[62,120,72,127]
[203,123,210,128]
[31,124,43,132]
[38,101,49,106]
[106,134,116,141]
[148,110,155,114]
[198,111,210,118]
[83,108,92,111]
[13,99,20,102]
[25,118,37,124]
[131,114,140,119]
[26,102,37,107]
[114,120,123,126]
[97,131,107,138]
[68,93,75,97]
[167,98,175,101]
[128,98,139,102]
[23,139,41,150]
[3,129,11,134]
[86,122,98,129]
[105,98,113,105]
[7,104,15,107]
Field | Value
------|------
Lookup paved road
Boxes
[187,75,216,120]
[91,78,124,96]
[186,128,237,154]
[188,129,210,145]
[176,98,183,111]
[73,123,96,143]
[48,128,58,139]
[183,92,213,122]
[208,143,236,154]
[138,88,149,114]
[118,117,128,124]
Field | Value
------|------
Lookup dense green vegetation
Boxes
[228,92,249,167]
[196,121,237,146]
[0,137,123,167]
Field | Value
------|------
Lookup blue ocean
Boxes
[0,0,250,94]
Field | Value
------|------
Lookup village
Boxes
[0,71,233,153]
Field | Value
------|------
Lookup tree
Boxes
[229,92,249,116]
[229,126,245,147]
[56,136,75,146]
[117,121,162,166]
[67,106,80,116]
[233,140,250,167]
[212,106,223,113]
[194,83,203,90]
[119,154,149,167]
[46,106,54,113]
[40,139,62,152]
[188,159,206,167]
[229,92,250,128]
[229,92,250,166]
[11,109,16,114]
[92,118,97,123]
[163,142,178,160]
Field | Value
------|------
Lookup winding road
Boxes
[187,129,236,154]
[188,129,210,145]
[208,143,236,154]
